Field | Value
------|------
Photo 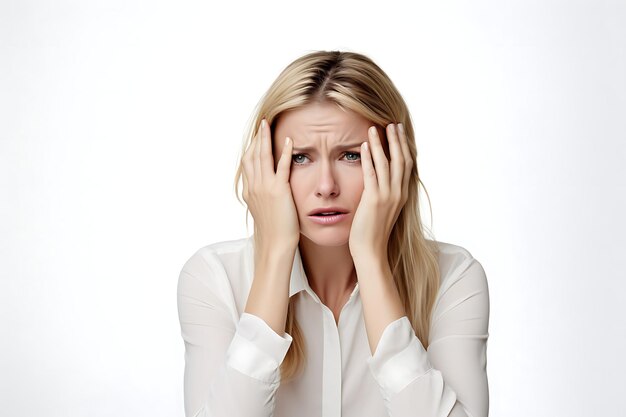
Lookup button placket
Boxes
[321,303,342,417]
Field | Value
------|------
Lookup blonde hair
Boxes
[233,50,440,383]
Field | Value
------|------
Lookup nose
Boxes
[315,159,339,198]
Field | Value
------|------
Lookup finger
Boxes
[276,136,293,182]
[397,123,413,199]
[260,118,274,176]
[253,120,263,182]
[369,126,389,193]
[242,137,256,192]
[387,123,405,193]
[360,140,378,191]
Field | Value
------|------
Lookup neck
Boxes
[298,236,357,307]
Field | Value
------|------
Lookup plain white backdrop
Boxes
[1,1,625,416]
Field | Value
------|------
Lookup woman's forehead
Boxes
[275,103,372,142]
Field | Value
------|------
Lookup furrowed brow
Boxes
[292,142,364,153]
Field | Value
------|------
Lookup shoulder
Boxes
[178,236,253,291]
[428,240,490,338]
[432,240,489,300]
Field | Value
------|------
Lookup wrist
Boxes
[353,252,389,273]
[255,244,297,268]
[350,246,386,265]
[254,234,298,255]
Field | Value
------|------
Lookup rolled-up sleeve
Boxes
[366,258,490,417]
[177,250,293,417]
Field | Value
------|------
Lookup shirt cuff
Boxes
[226,312,293,383]
[366,316,432,399]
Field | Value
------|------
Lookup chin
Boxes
[300,228,350,247]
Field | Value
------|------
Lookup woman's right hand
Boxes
[242,119,300,253]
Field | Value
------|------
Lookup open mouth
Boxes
[308,212,348,225]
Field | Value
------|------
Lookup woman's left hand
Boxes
[348,123,413,261]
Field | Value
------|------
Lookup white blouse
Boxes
[177,236,489,417]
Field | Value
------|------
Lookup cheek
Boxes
[288,172,306,209]
[351,172,365,201]
[338,166,365,201]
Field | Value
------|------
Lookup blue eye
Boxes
[292,154,309,164]
[344,152,361,162]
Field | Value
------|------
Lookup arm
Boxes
[350,123,489,415]
[177,249,294,417]
[244,245,297,336]
[358,256,490,417]
[178,118,300,416]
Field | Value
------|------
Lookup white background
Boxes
[1,1,625,416]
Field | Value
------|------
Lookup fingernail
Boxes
[398,123,404,133]
[363,142,369,151]
[261,119,266,129]
[285,137,290,145]
[369,126,377,135]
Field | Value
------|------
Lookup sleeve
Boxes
[366,258,490,417]
[177,250,293,417]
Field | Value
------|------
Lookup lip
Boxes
[308,207,349,216]
[308,213,349,225]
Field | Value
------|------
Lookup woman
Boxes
[177,50,490,417]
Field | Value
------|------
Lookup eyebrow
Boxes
[292,142,364,153]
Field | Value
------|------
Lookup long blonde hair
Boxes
[233,50,440,383]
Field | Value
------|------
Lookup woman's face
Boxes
[273,101,385,247]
